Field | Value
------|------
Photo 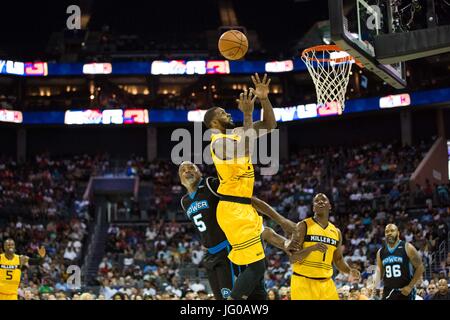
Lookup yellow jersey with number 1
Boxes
[293,218,340,279]
[0,254,21,295]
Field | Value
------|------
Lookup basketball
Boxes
[218,30,248,60]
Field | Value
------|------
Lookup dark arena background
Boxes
[0,0,450,305]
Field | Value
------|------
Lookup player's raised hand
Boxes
[237,89,256,115]
[251,73,271,100]
[38,246,46,258]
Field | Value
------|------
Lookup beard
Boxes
[185,175,198,185]
[219,118,235,130]
[387,234,399,244]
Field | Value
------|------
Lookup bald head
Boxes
[385,224,400,246]
[178,161,202,190]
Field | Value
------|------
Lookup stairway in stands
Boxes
[82,205,110,285]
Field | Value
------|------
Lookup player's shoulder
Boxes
[404,241,417,254]
[296,219,308,232]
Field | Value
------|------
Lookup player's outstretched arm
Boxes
[332,229,360,280]
[400,243,424,297]
[251,197,296,236]
[285,221,324,263]
[251,73,277,136]
[261,227,290,254]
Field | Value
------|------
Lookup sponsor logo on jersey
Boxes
[0,265,19,269]
[187,200,209,217]
[382,255,404,265]
[305,235,338,247]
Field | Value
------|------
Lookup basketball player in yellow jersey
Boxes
[286,193,360,300]
[203,73,276,300]
[0,239,46,300]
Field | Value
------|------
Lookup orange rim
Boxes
[302,45,364,68]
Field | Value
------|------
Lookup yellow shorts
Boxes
[0,293,18,300]
[216,201,265,265]
[291,274,339,300]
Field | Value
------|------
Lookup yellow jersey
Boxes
[210,132,254,198]
[293,218,340,279]
[0,254,21,295]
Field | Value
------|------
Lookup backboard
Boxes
[329,0,407,89]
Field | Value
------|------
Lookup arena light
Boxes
[265,60,294,73]
[298,104,319,119]
[206,61,230,74]
[379,93,411,109]
[317,101,342,116]
[0,60,24,75]
[187,110,207,122]
[270,104,318,122]
[151,60,231,75]
[123,109,149,124]
[24,62,48,76]
[82,63,112,75]
[0,109,23,123]
[152,60,191,75]
[64,110,103,125]
[64,109,149,125]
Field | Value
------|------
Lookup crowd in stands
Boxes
[0,154,105,299]
[0,153,109,220]
[1,137,449,299]
[88,138,450,300]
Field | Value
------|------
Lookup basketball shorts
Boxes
[0,293,18,300]
[216,201,265,265]
[203,247,239,300]
[203,248,267,300]
[291,273,339,300]
[383,288,415,300]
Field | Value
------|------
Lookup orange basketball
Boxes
[218,30,248,60]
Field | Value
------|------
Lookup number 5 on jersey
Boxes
[193,214,207,232]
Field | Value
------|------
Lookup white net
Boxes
[302,46,354,113]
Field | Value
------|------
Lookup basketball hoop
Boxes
[301,45,361,113]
